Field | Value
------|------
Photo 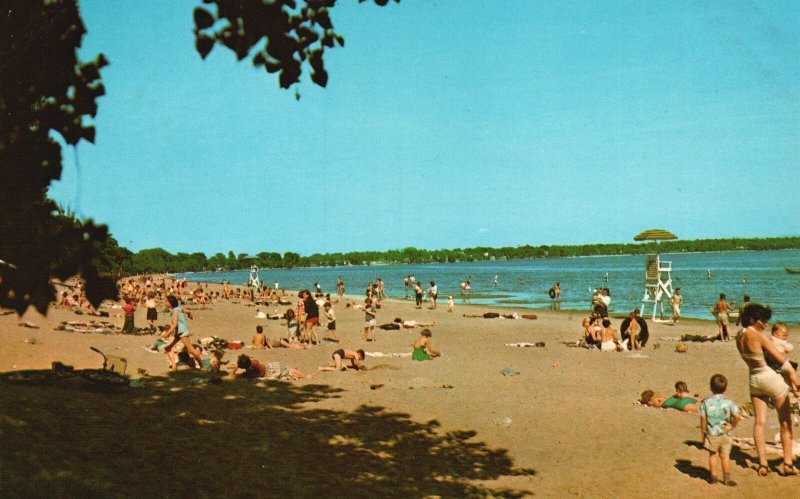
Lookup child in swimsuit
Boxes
[323,302,337,341]
[767,322,799,387]
[626,314,641,350]
[363,298,377,342]
[661,381,700,413]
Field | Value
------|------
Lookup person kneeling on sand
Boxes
[318,349,366,372]
[412,329,440,361]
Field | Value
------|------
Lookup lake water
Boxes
[176,249,800,324]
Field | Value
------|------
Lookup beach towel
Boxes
[365,351,411,358]
[265,362,291,380]
[505,342,545,348]
[733,436,800,457]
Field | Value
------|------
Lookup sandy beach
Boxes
[1,284,798,498]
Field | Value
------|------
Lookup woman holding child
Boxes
[736,303,800,477]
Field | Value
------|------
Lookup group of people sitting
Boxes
[581,309,649,351]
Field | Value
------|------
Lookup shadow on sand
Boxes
[0,371,534,497]
[676,439,774,481]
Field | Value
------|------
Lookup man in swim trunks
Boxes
[670,288,683,325]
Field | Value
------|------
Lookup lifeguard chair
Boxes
[634,229,678,323]
[248,264,261,289]
[641,254,675,322]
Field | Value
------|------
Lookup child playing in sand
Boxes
[447,296,455,312]
[252,325,270,349]
[209,349,225,373]
[323,302,337,341]
[699,374,740,486]
[363,297,376,342]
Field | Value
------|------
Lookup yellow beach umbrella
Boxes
[633,229,678,242]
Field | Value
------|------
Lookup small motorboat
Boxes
[786,268,800,274]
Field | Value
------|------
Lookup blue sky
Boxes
[48,0,800,256]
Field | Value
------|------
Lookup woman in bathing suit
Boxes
[736,303,800,477]
[412,329,440,361]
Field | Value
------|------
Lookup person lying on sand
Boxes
[378,318,436,330]
[318,349,366,372]
[640,381,700,413]
[228,354,310,380]
[228,354,266,379]
[463,312,535,320]
[271,338,310,349]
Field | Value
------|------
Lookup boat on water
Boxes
[786,268,800,274]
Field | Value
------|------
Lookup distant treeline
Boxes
[113,237,800,275]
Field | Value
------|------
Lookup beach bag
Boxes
[549,288,556,299]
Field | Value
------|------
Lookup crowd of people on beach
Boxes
[111,274,451,379]
[49,272,800,485]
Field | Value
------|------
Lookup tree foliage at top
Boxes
[0,0,116,314]
[1,0,397,314]
[193,0,398,92]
